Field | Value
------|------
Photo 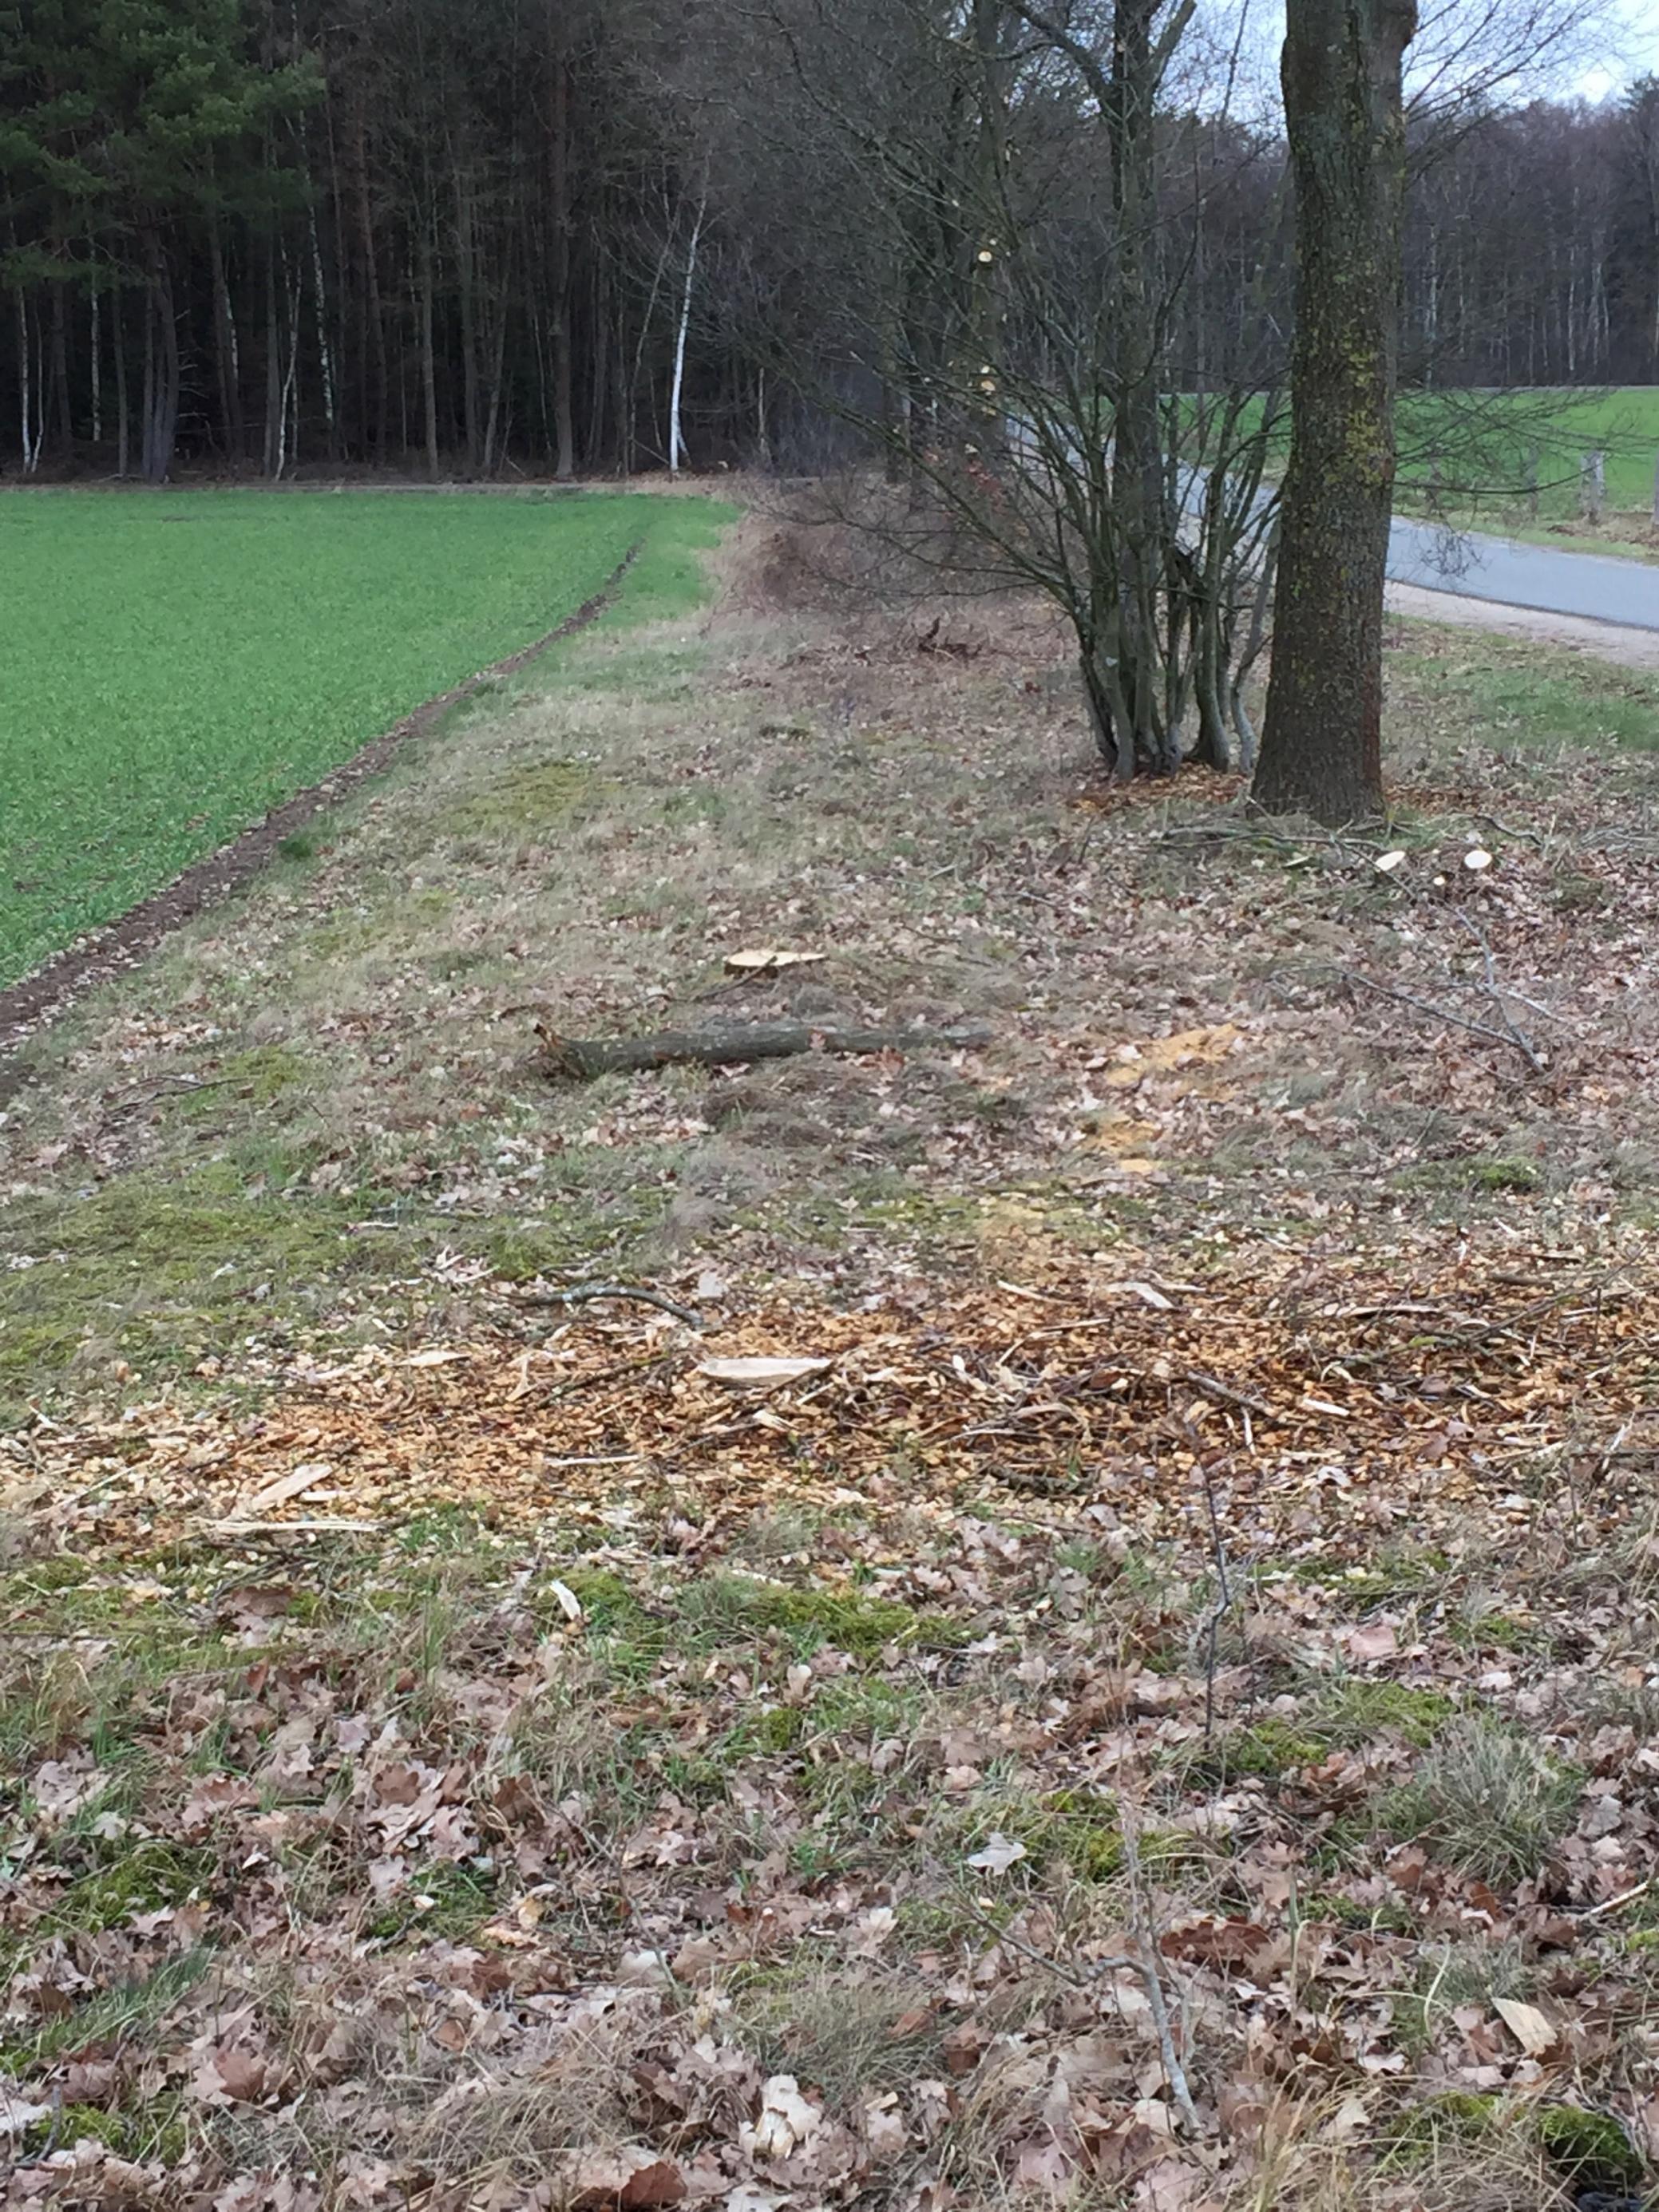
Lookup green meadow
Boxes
[1396,386,1659,518]
[0,490,727,987]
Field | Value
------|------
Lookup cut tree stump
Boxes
[537,1020,991,1082]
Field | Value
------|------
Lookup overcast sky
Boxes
[1200,0,1659,106]
[1579,0,1659,95]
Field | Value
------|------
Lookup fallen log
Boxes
[537,1019,991,1082]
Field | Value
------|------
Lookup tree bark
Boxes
[456,171,481,473]
[141,278,156,480]
[350,97,388,464]
[263,231,283,477]
[48,279,72,456]
[113,283,129,477]
[1108,0,1170,778]
[15,285,39,475]
[210,220,244,463]
[548,10,576,479]
[1253,0,1417,825]
[419,225,441,478]
[145,243,181,483]
[89,268,101,446]
[669,192,705,477]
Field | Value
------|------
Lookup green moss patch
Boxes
[442,758,596,837]
[0,1179,388,1398]
[673,1574,965,1657]
[1536,2107,1645,2191]
[1380,2092,1500,2168]
[40,1840,216,1937]
[1314,1680,1455,1749]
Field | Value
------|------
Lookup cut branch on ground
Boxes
[536,1020,992,1081]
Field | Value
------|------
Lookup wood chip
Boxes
[1494,1998,1560,2057]
[723,948,826,974]
[228,1462,331,1521]
[696,1356,834,1387]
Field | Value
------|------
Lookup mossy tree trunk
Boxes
[1253,0,1417,825]
[1107,0,1168,781]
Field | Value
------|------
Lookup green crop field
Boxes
[0,489,727,990]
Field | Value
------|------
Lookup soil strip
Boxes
[0,541,642,1078]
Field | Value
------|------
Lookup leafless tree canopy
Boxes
[0,0,1646,485]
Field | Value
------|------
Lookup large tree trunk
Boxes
[1107,0,1170,779]
[48,279,72,456]
[141,278,156,480]
[16,285,40,475]
[669,193,705,477]
[89,269,102,445]
[1253,0,1417,824]
[308,200,337,457]
[540,1021,992,1082]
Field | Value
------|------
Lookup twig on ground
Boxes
[17,2087,62,2169]
[40,1466,136,1518]
[1495,984,1573,1027]
[1328,965,1539,1064]
[1582,1877,1652,1920]
[1336,1287,1578,1369]
[543,1453,648,1470]
[1451,908,1547,1072]
[1596,1423,1632,1487]
[536,1348,681,1406]
[518,1283,705,1328]
[107,1073,237,1110]
[953,1886,1137,1989]
[1153,820,1382,865]
[1183,1371,1277,1422]
[1196,1457,1235,1747]
[1120,1806,1203,2135]
[1471,811,1549,849]
[204,1518,383,1535]
[951,1816,1204,2141]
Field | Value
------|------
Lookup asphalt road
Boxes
[1389,516,1659,631]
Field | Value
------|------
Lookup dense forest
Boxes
[0,0,1655,484]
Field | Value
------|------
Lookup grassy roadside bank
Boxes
[2,516,1658,2208]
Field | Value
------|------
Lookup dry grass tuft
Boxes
[731,1968,949,2105]
[1381,1719,1582,1888]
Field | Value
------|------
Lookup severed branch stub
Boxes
[537,1019,991,1082]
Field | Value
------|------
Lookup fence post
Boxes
[1580,449,1605,524]
[1526,444,1540,521]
